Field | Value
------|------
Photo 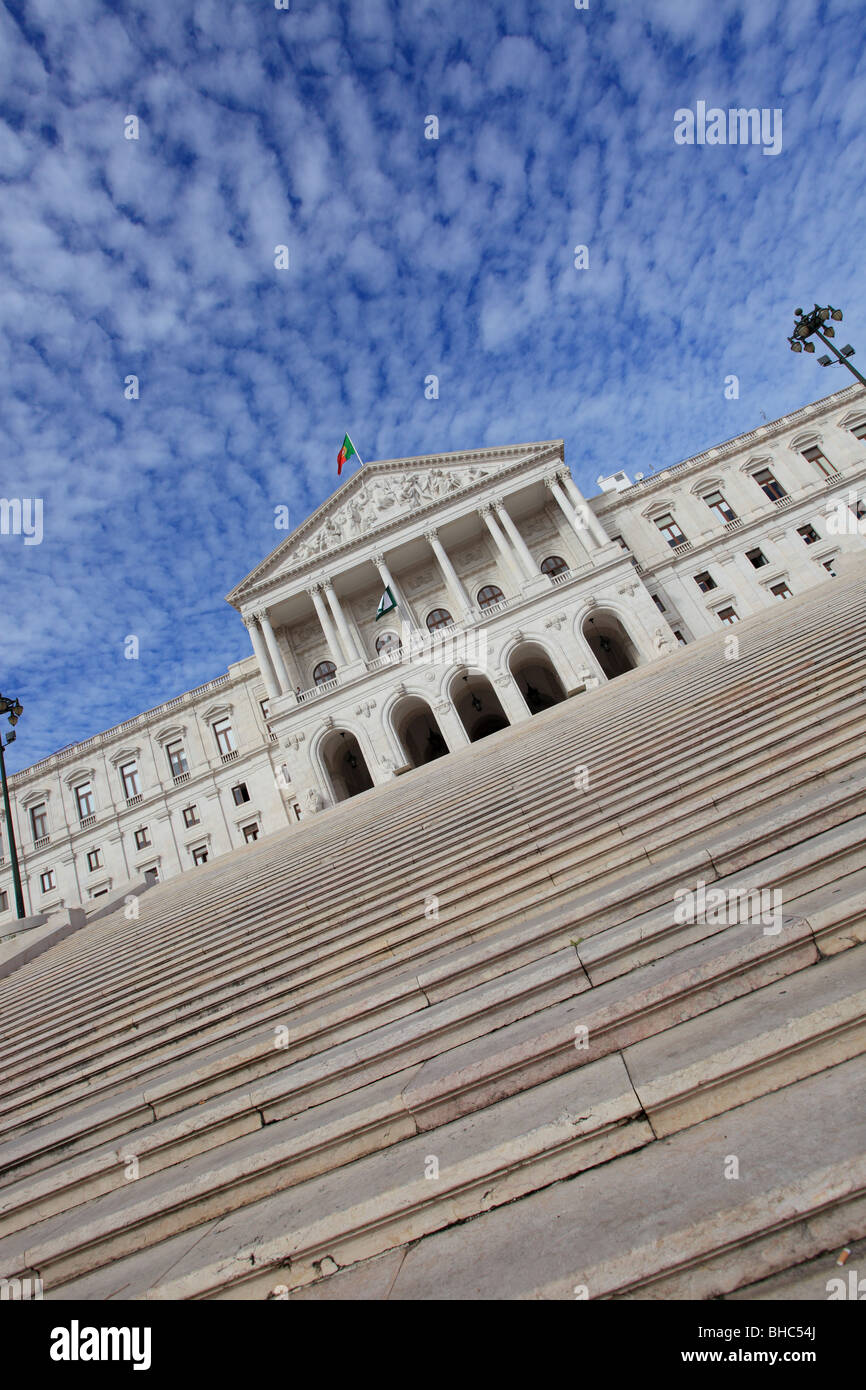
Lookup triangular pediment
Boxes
[228,440,561,604]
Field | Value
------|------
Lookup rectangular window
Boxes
[30,803,48,840]
[797,523,820,545]
[771,582,792,600]
[134,827,151,850]
[851,422,866,441]
[166,741,189,777]
[259,698,271,719]
[718,606,739,625]
[86,849,102,872]
[192,845,208,865]
[655,513,687,547]
[0,890,8,912]
[183,806,200,828]
[213,718,236,755]
[703,490,737,523]
[693,571,717,593]
[651,595,666,612]
[242,823,259,843]
[75,782,95,819]
[611,534,629,551]
[746,548,768,569]
[144,866,159,884]
[801,445,834,478]
[753,468,786,501]
[91,888,109,898]
[40,869,56,893]
[823,559,837,576]
[120,762,140,799]
[231,783,250,806]
[674,631,686,645]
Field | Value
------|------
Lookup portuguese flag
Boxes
[337,433,359,475]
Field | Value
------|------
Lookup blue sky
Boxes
[2,0,864,770]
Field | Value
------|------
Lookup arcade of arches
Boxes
[321,617,642,801]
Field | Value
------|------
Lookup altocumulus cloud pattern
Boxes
[1,0,864,768]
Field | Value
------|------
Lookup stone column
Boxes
[478,505,523,589]
[256,610,291,694]
[545,475,596,550]
[244,614,279,701]
[492,500,537,580]
[372,553,419,631]
[307,585,346,667]
[425,528,472,619]
[323,579,363,662]
[559,471,610,548]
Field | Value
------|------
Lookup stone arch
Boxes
[507,639,568,714]
[390,693,451,768]
[448,670,511,743]
[316,726,375,803]
[581,608,641,680]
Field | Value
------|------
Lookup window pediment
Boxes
[201,703,233,723]
[641,497,676,520]
[154,724,187,746]
[19,786,51,809]
[108,746,141,768]
[63,766,96,789]
[739,453,775,474]
[789,430,822,452]
[690,474,725,497]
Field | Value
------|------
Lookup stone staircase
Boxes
[0,558,864,1300]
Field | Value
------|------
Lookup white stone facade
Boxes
[2,385,865,922]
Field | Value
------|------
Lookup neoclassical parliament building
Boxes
[3,383,866,921]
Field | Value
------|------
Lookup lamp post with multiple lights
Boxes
[788,304,866,388]
[0,694,26,919]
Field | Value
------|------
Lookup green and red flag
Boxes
[337,433,360,475]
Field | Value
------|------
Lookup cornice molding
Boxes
[597,385,861,510]
[228,442,565,605]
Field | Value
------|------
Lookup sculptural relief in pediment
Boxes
[290,464,498,565]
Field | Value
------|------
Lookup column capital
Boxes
[424,528,439,543]
[242,613,258,630]
[477,504,492,518]
[305,583,322,598]
[252,608,269,625]
[371,552,385,566]
[543,473,562,491]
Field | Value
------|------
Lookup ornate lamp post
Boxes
[0,694,26,919]
[788,304,866,387]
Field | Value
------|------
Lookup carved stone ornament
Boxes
[305,787,323,813]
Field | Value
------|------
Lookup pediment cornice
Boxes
[227,440,563,606]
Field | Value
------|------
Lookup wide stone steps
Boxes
[12,971,863,1301]
[0,848,863,1291]
[1,561,863,1300]
[1,603,863,1127]
[0,576,856,1036]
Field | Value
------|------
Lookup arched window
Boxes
[426,608,453,631]
[375,631,401,654]
[477,584,505,609]
[541,555,568,577]
[313,660,337,686]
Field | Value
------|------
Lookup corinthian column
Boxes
[478,505,522,588]
[545,474,598,550]
[558,470,610,548]
[255,610,291,694]
[492,499,537,580]
[322,579,362,662]
[425,529,472,618]
[307,584,346,666]
[244,615,279,700]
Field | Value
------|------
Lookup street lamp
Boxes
[0,693,26,919]
[788,304,866,388]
